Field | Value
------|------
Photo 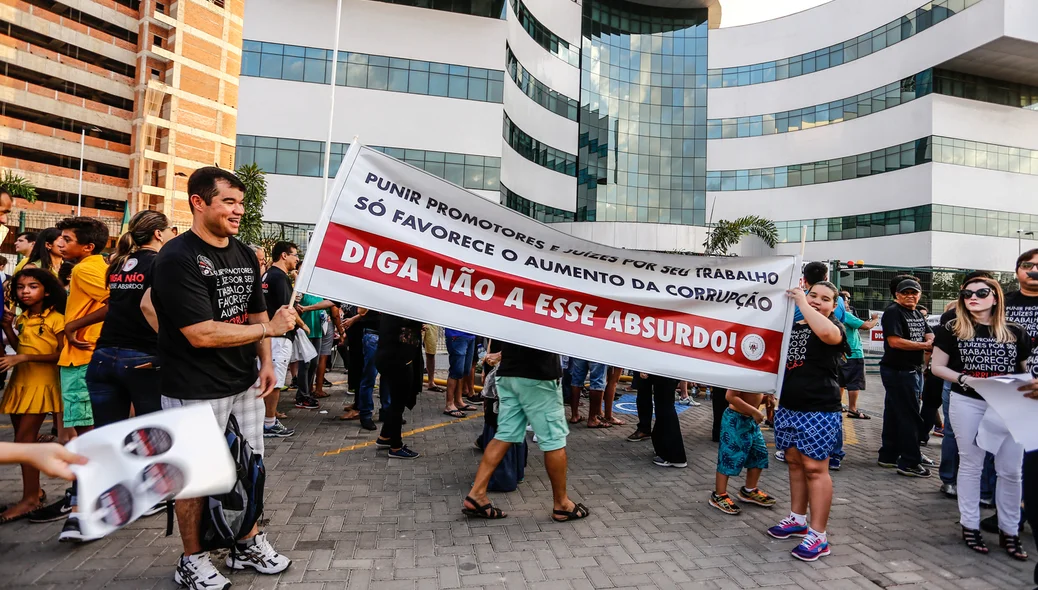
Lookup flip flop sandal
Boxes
[551,502,590,522]
[459,404,479,412]
[587,421,611,429]
[0,501,43,525]
[36,434,57,443]
[846,410,871,420]
[443,409,465,418]
[462,495,507,519]
[337,412,360,421]
[605,417,625,426]
[314,392,331,399]
[428,386,445,393]
[568,415,583,424]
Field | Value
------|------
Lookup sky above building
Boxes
[720,0,832,27]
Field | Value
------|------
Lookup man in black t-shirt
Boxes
[461,343,589,523]
[152,167,298,589]
[260,241,299,439]
[877,278,934,477]
[1005,250,1038,546]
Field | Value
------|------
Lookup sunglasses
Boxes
[960,288,993,300]
[1020,261,1038,270]
[898,290,920,295]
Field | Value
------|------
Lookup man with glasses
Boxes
[877,277,934,478]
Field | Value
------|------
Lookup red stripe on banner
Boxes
[315,224,784,373]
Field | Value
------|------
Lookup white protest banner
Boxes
[295,143,800,393]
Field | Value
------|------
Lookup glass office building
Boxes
[239,0,1038,270]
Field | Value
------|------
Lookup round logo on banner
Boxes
[741,334,766,362]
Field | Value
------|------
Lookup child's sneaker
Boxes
[828,457,841,471]
[791,531,831,561]
[737,487,776,507]
[709,492,741,515]
[766,516,808,539]
[774,450,786,463]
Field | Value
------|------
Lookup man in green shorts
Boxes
[461,342,589,522]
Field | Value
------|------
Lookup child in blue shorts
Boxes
[710,390,777,515]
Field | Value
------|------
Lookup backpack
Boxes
[165,414,265,550]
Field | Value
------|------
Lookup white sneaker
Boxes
[226,532,291,574]
[775,450,786,463]
[174,552,230,590]
[532,434,538,443]
[526,424,534,432]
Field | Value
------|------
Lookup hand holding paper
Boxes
[966,373,1038,451]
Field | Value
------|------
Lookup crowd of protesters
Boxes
[1,167,1038,589]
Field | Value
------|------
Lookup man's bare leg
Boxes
[586,390,606,427]
[463,439,512,514]
[544,448,581,517]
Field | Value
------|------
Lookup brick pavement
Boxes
[0,371,1033,589]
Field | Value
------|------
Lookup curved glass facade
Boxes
[776,204,1038,244]
[501,183,576,222]
[579,0,709,225]
[708,71,932,139]
[506,45,579,121]
[707,0,982,89]
[241,41,504,103]
[509,0,579,67]
[503,114,577,176]
[708,137,932,191]
[708,136,1038,191]
[708,69,1038,139]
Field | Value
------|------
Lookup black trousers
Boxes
[637,375,685,464]
[878,367,925,468]
[378,361,415,449]
[919,373,944,439]
[346,325,363,393]
[712,388,729,442]
[636,379,653,434]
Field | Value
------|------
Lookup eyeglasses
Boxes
[1020,261,1038,270]
[960,288,993,300]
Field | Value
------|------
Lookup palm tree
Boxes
[235,163,267,246]
[0,171,38,202]
[703,215,778,256]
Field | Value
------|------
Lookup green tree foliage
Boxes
[235,163,267,246]
[703,215,778,256]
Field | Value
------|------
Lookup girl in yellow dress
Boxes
[0,267,67,523]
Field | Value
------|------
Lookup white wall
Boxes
[708,95,936,170]
[931,164,1038,215]
[522,0,582,45]
[709,0,924,68]
[505,0,580,98]
[242,0,506,69]
[708,163,934,222]
[708,0,1006,119]
[775,231,935,267]
[499,143,576,210]
[503,77,578,152]
[238,77,503,157]
[930,231,1037,271]
[932,95,1038,150]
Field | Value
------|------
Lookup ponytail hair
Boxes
[107,211,169,281]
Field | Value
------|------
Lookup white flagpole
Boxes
[321,0,345,204]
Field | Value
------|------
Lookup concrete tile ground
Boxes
[0,370,1033,589]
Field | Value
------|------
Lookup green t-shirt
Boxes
[300,294,324,339]
[843,311,865,359]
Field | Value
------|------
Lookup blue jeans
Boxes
[358,332,380,420]
[939,382,996,497]
[86,347,162,428]
[831,419,846,460]
[446,336,476,379]
[878,366,925,469]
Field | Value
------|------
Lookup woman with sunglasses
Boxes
[931,277,1029,560]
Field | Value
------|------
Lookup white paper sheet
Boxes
[66,404,236,539]
[967,373,1038,451]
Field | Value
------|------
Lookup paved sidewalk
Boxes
[0,371,1032,589]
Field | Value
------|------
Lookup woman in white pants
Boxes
[931,276,1028,560]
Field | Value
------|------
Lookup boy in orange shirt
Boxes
[54,217,109,542]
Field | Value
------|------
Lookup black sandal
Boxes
[462,495,506,519]
[846,409,870,420]
[1001,530,1028,561]
[552,502,590,522]
[962,526,988,554]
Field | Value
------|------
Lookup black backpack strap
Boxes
[165,499,175,537]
